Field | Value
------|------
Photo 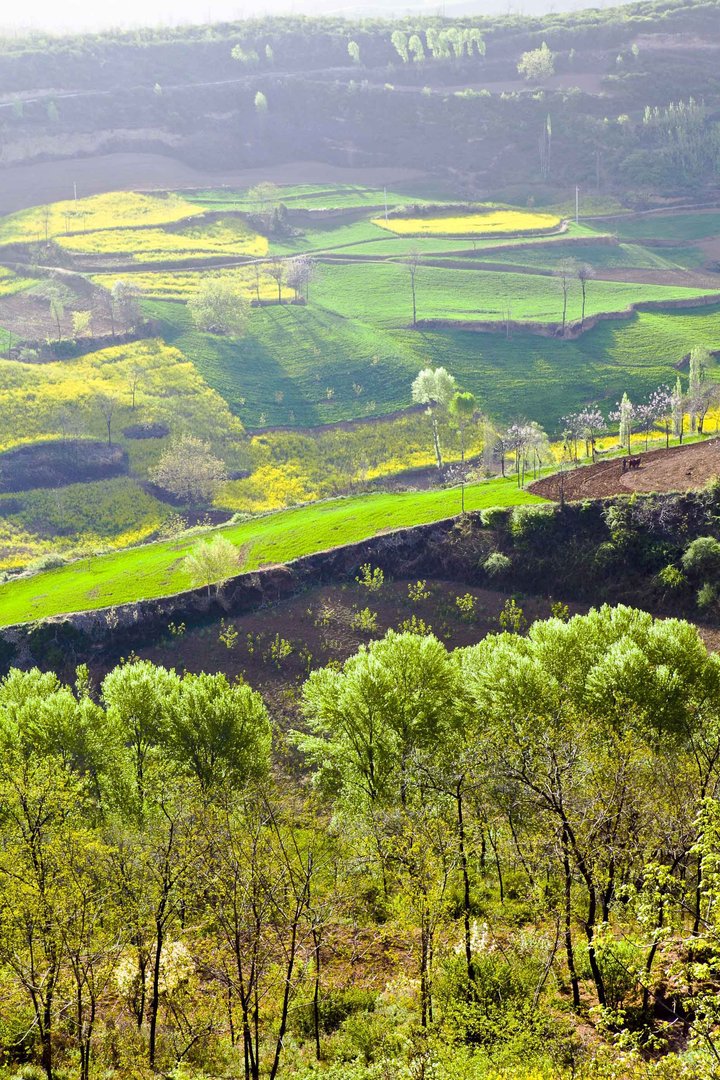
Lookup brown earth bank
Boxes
[0,153,427,217]
[530,439,720,501]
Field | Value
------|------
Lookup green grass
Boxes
[609,211,720,243]
[312,261,719,328]
[148,299,720,431]
[470,241,702,272]
[183,184,433,212]
[0,478,545,625]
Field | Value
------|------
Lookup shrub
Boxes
[398,614,432,635]
[351,607,378,633]
[550,601,571,621]
[268,633,293,667]
[407,579,430,602]
[455,593,477,621]
[510,505,555,544]
[218,619,239,649]
[697,582,718,610]
[25,552,67,573]
[484,552,511,578]
[499,599,527,634]
[657,564,686,591]
[682,536,720,579]
[356,564,384,592]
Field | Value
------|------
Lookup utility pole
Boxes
[73,181,77,201]
[575,185,579,225]
[384,186,388,220]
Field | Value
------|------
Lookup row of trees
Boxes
[6,606,720,1077]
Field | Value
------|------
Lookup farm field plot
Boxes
[0,191,201,246]
[608,210,720,243]
[0,340,245,462]
[92,266,279,300]
[312,261,720,328]
[0,268,35,297]
[471,241,705,273]
[531,439,720,500]
[373,207,562,237]
[58,218,267,264]
[0,477,545,626]
[149,298,720,431]
[186,184,432,213]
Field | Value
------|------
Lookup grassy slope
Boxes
[312,262,718,328]
[0,478,544,625]
[149,297,720,431]
[609,212,720,243]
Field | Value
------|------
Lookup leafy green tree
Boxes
[184,535,240,597]
[187,275,249,336]
[102,659,178,811]
[517,41,555,81]
[150,434,228,504]
[164,672,271,790]
[449,391,477,462]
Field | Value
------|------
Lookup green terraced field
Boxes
[148,299,720,431]
[0,478,544,625]
[609,211,720,243]
[312,261,719,328]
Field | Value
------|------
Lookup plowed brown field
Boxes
[530,438,720,500]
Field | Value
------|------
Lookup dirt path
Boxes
[0,153,427,218]
[531,439,720,501]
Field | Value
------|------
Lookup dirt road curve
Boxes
[531,439,720,500]
[0,153,426,216]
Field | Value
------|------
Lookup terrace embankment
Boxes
[7,484,720,675]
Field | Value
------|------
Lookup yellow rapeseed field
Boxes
[91,265,277,300]
[58,217,268,263]
[372,207,562,236]
[0,191,202,246]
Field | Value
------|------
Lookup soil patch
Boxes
[0,284,114,343]
[530,439,720,501]
[0,153,427,218]
[102,579,583,719]
[0,439,127,493]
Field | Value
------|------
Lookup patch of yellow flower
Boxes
[0,339,244,454]
[58,217,267,263]
[91,265,277,301]
[0,191,202,245]
[372,208,562,237]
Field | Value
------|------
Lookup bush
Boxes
[697,582,717,610]
[25,552,68,573]
[510,505,555,544]
[484,552,511,578]
[351,607,378,633]
[657,564,686,591]
[356,564,384,592]
[291,988,377,1038]
[682,536,720,579]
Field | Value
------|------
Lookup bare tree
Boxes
[97,394,118,445]
[267,258,285,304]
[406,250,422,327]
[577,263,594,330]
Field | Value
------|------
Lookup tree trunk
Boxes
[431,414,442,470]
[456,780,474,984]
[562,829,581,1009]
[148,921,164,1068]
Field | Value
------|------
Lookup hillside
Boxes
[5,4,720,1079]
